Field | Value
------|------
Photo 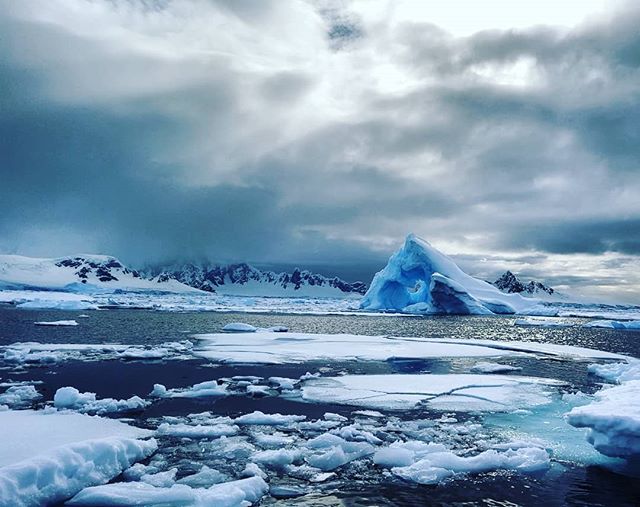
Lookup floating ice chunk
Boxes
[140,468,177,488]
[390,446,550,484]
[34,319,79,326]
[583,319,640,330]
[270,485,306,498]
[0,410,155,506]
[156,423,239,439]
[373,447,415,467]
[118,348,168,359]
[324,412,348,422]
[246,385,271,396]
[353,410,385,418]
[67,475,268,506]
[566,380,640,458]
[588,359,640,383]
[0,385,41,408]
[514,318,571,328]
[253,432,296,448]
[301,374,561,412]
[471,362,522,374]
[54,387,149,415]
[240,462,268,480]
[234,411,306,425]
[252,449,304,468]
[303,433,375,471]
[222,322,258,332]
[18,299,97,310]
[177,465,228,487]
[149,380,227,399]
[268,377,298,390]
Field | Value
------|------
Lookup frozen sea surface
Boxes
[1,307,640,506]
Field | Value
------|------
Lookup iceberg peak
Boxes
[361,234,533,315]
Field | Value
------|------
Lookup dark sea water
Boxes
[1,307,639,506]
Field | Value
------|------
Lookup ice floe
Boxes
[514,317,572,328]
[66,475,268,506]
[471,362,522,373]
[0,384,41,408]
[34,319,79,326]
[0,410,155,506]
[150,380,228,399]
[54,386,149,415]
[583,319,640,330]
[193,332,625,364]
[301,374,563,411]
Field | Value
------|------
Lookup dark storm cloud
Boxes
[1,0,640,298]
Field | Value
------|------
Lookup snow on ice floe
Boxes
[54,386,149,415]
[150,380,228,399]
[565,358,640,459]
[300,374,564,412]
[583,319,640,330]
[1,341,193,366]
[0,410,155,506]
[360,234,548,315]
[66,475,268,506]
[34,319,79,326]
[471,362,522,373]
[567,380,640,459]
[192,332,626,364]
[514,317,572,328]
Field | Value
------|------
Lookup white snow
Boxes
[0,410,155,506]
[66,475,268,506]
[301,374,563,411]
[34,319,79,327]
[583,319,640,330]
[471,362,522,374]
[360,234,540,315]
[54,387,149,415]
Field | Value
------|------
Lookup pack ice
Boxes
[360,234,549,315]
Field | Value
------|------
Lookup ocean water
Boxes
[1,307,639,506]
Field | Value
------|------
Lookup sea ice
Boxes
[234,410,306,425]
[471,362,522,374]
[155,423,239,439]
[54,386,149,415]
[0,410,155,506]
[150,380,227,399]
[66,475,268,506]
[223,322,258,333]
[514,318,571,328]
[583,319,640,330]
[566,380,640,458]
[301,374,562,411]
[34,319,79,326]
[0,385,41,408]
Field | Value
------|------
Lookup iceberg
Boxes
[361,234,540,315]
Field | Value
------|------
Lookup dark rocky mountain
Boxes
[143,262,368,296]
[493,271,554,296]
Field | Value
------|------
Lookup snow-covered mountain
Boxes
[0,254,198,294]
[493,271,555,296]
[143,262,367,298]
[361,234,549,315]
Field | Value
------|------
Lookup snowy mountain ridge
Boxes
[0,254,198,294]
[142,262,367,297]
[492,271,555,296]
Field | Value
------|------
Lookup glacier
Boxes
[361,234,550,315]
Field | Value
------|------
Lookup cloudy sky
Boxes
[1,0,639,302]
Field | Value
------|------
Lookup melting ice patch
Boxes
[301,374,563,411]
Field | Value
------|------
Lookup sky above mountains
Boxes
[1,0,639,303]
